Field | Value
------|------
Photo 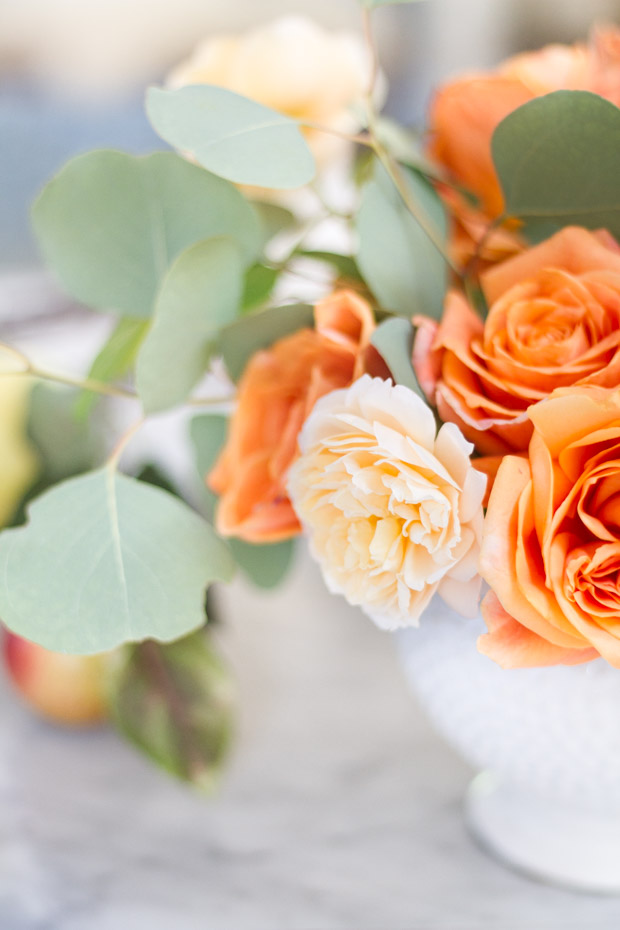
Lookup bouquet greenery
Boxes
[3,1,620,786]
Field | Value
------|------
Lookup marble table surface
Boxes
[1,547,620,930]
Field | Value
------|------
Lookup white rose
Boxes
[287,375,487,630]
[167,16,376,164]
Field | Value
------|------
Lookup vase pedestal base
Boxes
[465,772,620,894]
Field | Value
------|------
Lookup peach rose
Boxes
[288,375,486,629]
[412,227,620,465]
[208,290,375,543]
[428,26,620,262]
[479,386,620,668]
[167,17,373,165]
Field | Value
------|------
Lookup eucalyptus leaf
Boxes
[136,237,243,414]
[242,263,279,312]
[370,318,422,395]
[107,631,235,791]
[0,468,235,654]
[294,250,363,282]
[492,91,620,237]
[356,160,447,318]
[229,538,295,589]
[10,383,100,527]
[218,303,313,381]
[27,383,100,483]
[75,317,149,419]
[251,201,296,249]
[189,413,228,521]
[147,86,315,189]
[32,150,260,317]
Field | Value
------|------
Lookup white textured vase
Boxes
[397,596,620,893]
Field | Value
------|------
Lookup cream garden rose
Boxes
[287,376,486,630]
[167,16,372,164]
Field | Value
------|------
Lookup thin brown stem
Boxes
[107,417,145,470]
[464,213,507,280]
[31,366,137,400]
[298,120,374,148]
[373,141,460,276]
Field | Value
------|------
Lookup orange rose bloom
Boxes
[479,386,620,668]
[208,290,375,543]
[412,227,620,465]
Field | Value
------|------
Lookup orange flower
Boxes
[429,76,534,219]
[412,227,620,470]
[208,290,375,543]
[479,386,620,668]
[428,26,620,264]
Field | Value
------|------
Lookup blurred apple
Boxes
[2,630,108,726]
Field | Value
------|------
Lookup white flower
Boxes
[167,16,376,164]
[287,376,487,630]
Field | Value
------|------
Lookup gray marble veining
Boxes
[0,548,619,929]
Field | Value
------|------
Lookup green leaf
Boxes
[0,468,235,654]
[32,150,260,317]
[10,383,101,528]
[189,413,228,521]
[75,317,149,419]
[370,318,422,395]
[294,250,363,282]
[146,85,315,190]
[356,160,447,318]
[242,263,279,312]
[218,303,313,381]
[136,237,243,414]
[106,631,235,791]
[229,538,294,589]
[27,383,100,484]
[251,201,296,249]
[492,91,620,237]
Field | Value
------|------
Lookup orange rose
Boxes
[412,227,620,466]
[428,26,620,263]
[479,386,620,668]
[429,76,534,219]
[208,290,375,543]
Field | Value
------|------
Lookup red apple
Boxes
[3,630,108,726]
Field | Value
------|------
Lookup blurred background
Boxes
[1,0,620,270]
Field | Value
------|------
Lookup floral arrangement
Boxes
[3,2,620,786]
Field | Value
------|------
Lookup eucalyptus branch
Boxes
[107,418,145,470]
[31,366,137,400]
[298,120,374,148]
[0,341,138,399]
[464,213,507,280]
[373,141,460,276]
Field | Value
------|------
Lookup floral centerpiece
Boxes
[3,0,620,888]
